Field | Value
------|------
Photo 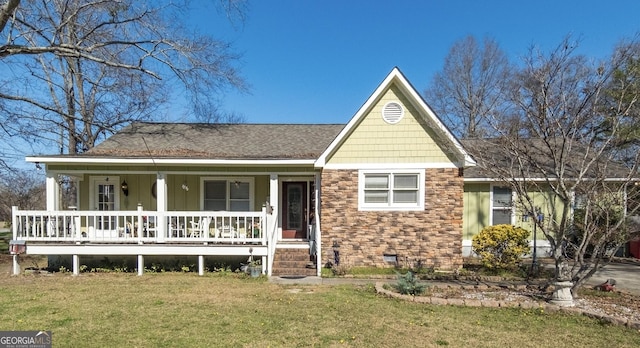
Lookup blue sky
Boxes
[4,0,640,168]
[191,0,640,125]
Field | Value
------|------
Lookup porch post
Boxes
[156,173,167,242]
[12,206,18,240]
[315,171,322,277]
[45,172,59,211]
[137,204,144,243]
[137,255,144,276]
[267,173,280,240]
[12,255,20,275]
[198,255,204,276]
[269,173,278,230]
[72,255,79,276]
[268,173,279,277]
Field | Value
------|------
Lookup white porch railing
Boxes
[11,206,270,245]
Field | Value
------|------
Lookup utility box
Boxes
[9,240,26,255]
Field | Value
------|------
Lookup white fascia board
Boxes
[464,177,633,183]
[26,156,315,167]
[394,72,476,168]
[323,162,458,170]
[464,177,555,183]
[315,71,397,168]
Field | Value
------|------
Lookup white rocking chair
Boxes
[187,217,210,238]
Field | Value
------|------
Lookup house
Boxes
[14,67,634,275]
[18,67,582,276]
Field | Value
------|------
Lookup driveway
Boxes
[586,260,640,295]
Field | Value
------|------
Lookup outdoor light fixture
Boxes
[181,182,189,191]
[35,162,42,170]
[121,180,129,196]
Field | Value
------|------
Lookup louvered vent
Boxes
[382,102,404,124]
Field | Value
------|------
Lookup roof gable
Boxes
[315,67,476,168]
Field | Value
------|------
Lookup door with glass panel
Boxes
[94,179,119,234]
[282,182,308,239]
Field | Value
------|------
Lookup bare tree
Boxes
[424,35,511,138]
[0,169,45,222]
[473,37,640,293]
[0,0,20,34]
[0,0,247,155]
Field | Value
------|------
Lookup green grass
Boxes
[0,273,638,347]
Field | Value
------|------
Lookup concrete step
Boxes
[272,267,317,276]
[273,260,313,268]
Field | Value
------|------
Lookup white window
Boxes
[491,186,513,225]
[202,178,252,211]
[358,170,424,211]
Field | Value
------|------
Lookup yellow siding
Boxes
[462,183,562,241]
[463,183,490,239]
[327,83,454,165]
[77,173,274,212]
[514,187,566,240]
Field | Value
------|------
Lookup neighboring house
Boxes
[20,67,622,276]
[461,137,638,258]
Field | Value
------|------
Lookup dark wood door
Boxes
[282,182,307,239]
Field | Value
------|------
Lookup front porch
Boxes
[10,205,317,276]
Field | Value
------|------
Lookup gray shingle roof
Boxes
[461,138,632,180]
[85,123,345,160]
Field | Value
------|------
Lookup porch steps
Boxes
[272,247,316,277]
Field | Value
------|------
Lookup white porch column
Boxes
[45,172,59,211]
[137,255,144,276]
[315,171,322,277]
[72,255,79,276]
[12,255,20,275]
[156,173,167,242]
[269,173,278,225]
[198,255,204,276]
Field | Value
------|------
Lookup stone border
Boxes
[375,282,640,330]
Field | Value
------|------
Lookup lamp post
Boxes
[524,207,544,275]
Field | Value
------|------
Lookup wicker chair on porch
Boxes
[187,217,210,238]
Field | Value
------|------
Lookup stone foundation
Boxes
[320,168,463,270]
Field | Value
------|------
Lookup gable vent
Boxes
[382,101,404,124]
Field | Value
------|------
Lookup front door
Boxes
[282,182,307,239]
[92,178,119,232]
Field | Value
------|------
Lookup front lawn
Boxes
[0,272,638,347]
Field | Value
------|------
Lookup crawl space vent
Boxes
[382,101,404,124]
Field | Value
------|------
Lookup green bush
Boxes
[472,224,530,270]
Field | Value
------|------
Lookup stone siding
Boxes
[320,168,463,270]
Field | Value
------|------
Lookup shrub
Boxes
[472,224,530,270]
[394,271,426,295]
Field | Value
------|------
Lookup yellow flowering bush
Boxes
[472,224,530,270]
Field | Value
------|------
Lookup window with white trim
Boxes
[359,170,424,210]
[491,186,513,225]
[203,179,252,211]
